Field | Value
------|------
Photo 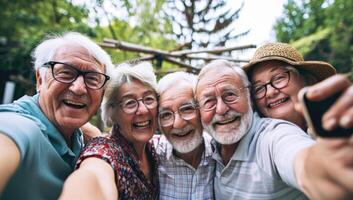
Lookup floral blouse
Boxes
[77,126,159,200]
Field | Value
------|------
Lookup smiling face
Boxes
[196,67,253,145]
[37,45,105,137]
[158,81,203,153]
[250,61,306,128]
[114,79,157,145]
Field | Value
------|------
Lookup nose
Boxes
[135,100,149,115]
[173,113,186,129]
[215,96,229,115]
[69,75,87,95]
[265,83,279,98]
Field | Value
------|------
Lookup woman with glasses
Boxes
[243,42,337,131]
[60,62,159,200]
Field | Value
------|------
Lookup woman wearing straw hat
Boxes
[243,42,353,134]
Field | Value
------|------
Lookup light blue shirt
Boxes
[0,95,83,200]
[212,112,315,200]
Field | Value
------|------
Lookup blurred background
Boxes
[1,0,352,128]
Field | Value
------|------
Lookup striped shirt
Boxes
[153,133,215,200]
[212,112,314,200]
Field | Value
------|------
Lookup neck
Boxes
[289,113,307,131]
[220,143,238,165]
[133,142,147,161]
[174,142,204,168]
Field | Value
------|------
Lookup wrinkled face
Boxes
[196,67,253,145]
[251,61,305,125]
[158,82,203,153]
[37,45,105,136]
[114,79,157,144]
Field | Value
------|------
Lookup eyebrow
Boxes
[120,90,155,100]
[159,100,195,111]
[252,67,286,85]
[64,62,102,73]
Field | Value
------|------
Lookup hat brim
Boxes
[243,56,336,82]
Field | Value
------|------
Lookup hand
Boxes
[296,74,353,131]
[81,122,103,143]
[302,137,353,200]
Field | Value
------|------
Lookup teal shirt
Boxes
[0,94,83,200]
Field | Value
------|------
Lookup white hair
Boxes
[101,62,157,127]
[157,71,197,95]
[197,59,251,101]
[32,32,114,79]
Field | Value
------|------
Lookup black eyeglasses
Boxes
[158,103,198,127]
[252,71,291,99]
[42,61,110,90]
[198,86,249,112]
[112,94,158,114]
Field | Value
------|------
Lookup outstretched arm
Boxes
[295,137,353,200]
[59,157,118,200]
[294,75,353,199]
[0,133,20,194]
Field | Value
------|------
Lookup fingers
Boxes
[306,75,350,101]
[322,85,353,130]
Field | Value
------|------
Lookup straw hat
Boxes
[243,42,336,81]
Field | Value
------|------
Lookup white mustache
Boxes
[211,110,242,124]
[170,124,194,135]
[62,91,89,102]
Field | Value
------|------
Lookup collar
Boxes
[1,94,83,164]
[211,112,261,162]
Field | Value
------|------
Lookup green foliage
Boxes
[0,0,177,100]
[92,0,177,70]
[274,0,353,73]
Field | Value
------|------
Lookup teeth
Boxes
[269,98,286,108]
[217,117,237,125]
[173,130,192,137]
[65,100,85,106]
[135,121,149,127]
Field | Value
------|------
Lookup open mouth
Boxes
[133,120,151,129]
[268,97,289,108]
[172,129,194,138]
[63,100,86,109]
[214,116,240,126]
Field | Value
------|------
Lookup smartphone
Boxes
[300,87,353,137]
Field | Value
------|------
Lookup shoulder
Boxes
[257,117,308,139]
[150,134,172,157]
[77,135,122,169]
[0,112,43,157]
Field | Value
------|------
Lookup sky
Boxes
[228,0,288,59]
[73,0,288,60]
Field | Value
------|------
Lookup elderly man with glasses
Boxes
[153,72,214,200]
[195,59,353,200]
[0,32,113,200]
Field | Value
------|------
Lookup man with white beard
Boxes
[153,72,214,200]
[195,59,353,200]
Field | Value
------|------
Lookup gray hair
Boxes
[198,60,251,99]
[32,32,114,79]
[157,71,197,95]
[284,65,318,86]
[101,62,157,127]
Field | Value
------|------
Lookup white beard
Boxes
[203,105,253,145]
[163,125,203,154]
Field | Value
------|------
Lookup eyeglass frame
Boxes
[197,86,250,112]
[158,102,199,127]
[112,94,158,114]
[42,61,110,90]
[251,70,291,99]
